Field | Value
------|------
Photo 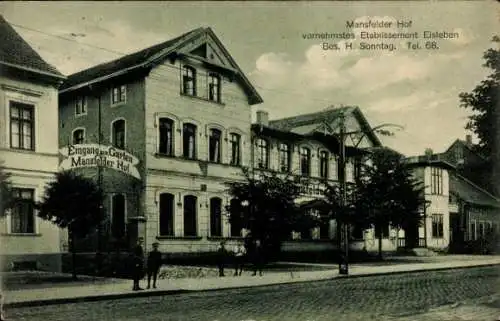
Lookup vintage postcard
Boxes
[0,1,498,320]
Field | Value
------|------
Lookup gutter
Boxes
[0,61,66,80]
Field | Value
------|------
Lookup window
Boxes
[75,96,87,115]
[111,194,126,239]
[278,143,290,172]
[183,123,197,159]
[374,224,389,238]
[431,214,444,238]
[159,193,174,236]
[182,66,196,96]
[478,222,485,239]
[319,151,329,179]
[159,118,174,156]
[210,197,223,237]
[72,129,85,145]
[10,188,35,234]
[256,138,269,169]
[331,157,338,180]
[229,133,241,166]
[183,195,197,237]
[111,119,126,149]
[209,128,222,163]
[112,85,127,104]
[300,147,311,176]
[208,73,221,103]
[10,102,34,151]
[354,158,362,181]
[470,221,476,241]
[431,168,443,195]
[229,198,243,237]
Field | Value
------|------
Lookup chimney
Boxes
[465,134,472,146]
[256,110,269,126]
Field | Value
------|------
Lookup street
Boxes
[6,266,500,321]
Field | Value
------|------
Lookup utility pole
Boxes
[95,86,103,275]
[338,111,349,275]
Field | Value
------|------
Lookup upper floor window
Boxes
[112,119,126,149]
[75,96,87,115]
[319,151,329,179]
[112,85,127,105]
[10,101,34,151]
[278,143,290,173]
[331,157,338,180]
[159,118,174,156]
[431,168,443,195]
[208,73,221,103]
[10,188,35,234]
[300,147,311,176]
[183,123,197,159]
[182,66,197,96]
[229,133,241,166]
[209,128,222,163]
[256,138,269,169]
[72,129,85,145]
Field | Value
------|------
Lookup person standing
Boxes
[252,239,264,276]
[233,241,246,276]
[132,238,145,291]
[147,242,162,289]
[216,241,227,277]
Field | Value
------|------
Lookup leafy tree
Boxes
[356,148,426,259]
[0,161,12,217]
[37,171,105,279]
[225,168,316,259]
[459,36,499,158]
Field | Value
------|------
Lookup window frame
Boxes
[278,143,291,173]
[209,197,223,237]
[300,147,311,176]
[75,95,87,116]
[229,133,241,166]
[431,214,444,238]
[9,101,35,151]
[182,123,197,159]
[182,65,197,96]
[183,195,198,237]
[208,72,222,103]
[208,128,222,163]
[111,118,126,150]
[9,188,36,235]
[111,85,127,106]
[431,167,443,195]
[158,193,175,237]
[158,117,175,156]
[71,127,86,145]
[319,150,329,179]
[256,138,269,169]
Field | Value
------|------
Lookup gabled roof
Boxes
[443,139,488,162]
[268,106,382,147]
[0,15,64,79]
[450,173,500,208]
[59,27,263,105]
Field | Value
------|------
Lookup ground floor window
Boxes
[470,221,476,241]
[210,197,222,237]
[159,193,174,236]
[10,188,35,234]
[229,198,243,237]
[431,214,444,238]
[183,195,197,236]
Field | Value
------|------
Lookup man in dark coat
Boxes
[132,238,145,291]
[252,239,264,276]
[216,241,227,277]
[147,242,162,289]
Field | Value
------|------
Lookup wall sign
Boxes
[59,144,141,180]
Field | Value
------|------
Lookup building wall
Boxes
[143,58,253,252]
[423,166,450,249]
[0,74,63,271]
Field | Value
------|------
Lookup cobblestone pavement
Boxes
[6,266,500,321]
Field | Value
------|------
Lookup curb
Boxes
[4,263,500,309]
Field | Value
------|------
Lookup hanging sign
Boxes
[59,144,141,180]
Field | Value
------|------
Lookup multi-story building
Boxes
[58,27,263,254]
[0,15,66,271]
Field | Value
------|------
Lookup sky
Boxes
[0,1,497,156]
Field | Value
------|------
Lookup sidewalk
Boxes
[3,255,500,308]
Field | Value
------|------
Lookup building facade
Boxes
[59,27,263,254]
[0,15,66,271]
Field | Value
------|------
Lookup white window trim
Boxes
[110,117,127,149]
[110,193,127,236]
[206,124,226,163]
[157,192,176,237]
[181,118,201,159]
[75,95,87,116]
[71,127,86,145]
[6,185,40,235]
[110,85,127,107]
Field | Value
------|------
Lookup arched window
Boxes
[229,133,241,166]
[300,147,311,176]
[256,138,269,169]
[159,118,174,156]
[183,123,197,159]
[278,143,290,172]
[112,119,126,149]
[159,193,174,236]
[229,198,243,237]
[183,195,197,236]
[319,151,329,179]
[182,66,197,96]
[72,128,85,145]
[210,197,222,237]
[111,194,126,239]
[209,128,222,163]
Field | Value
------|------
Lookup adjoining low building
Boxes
[0,15,66,271]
